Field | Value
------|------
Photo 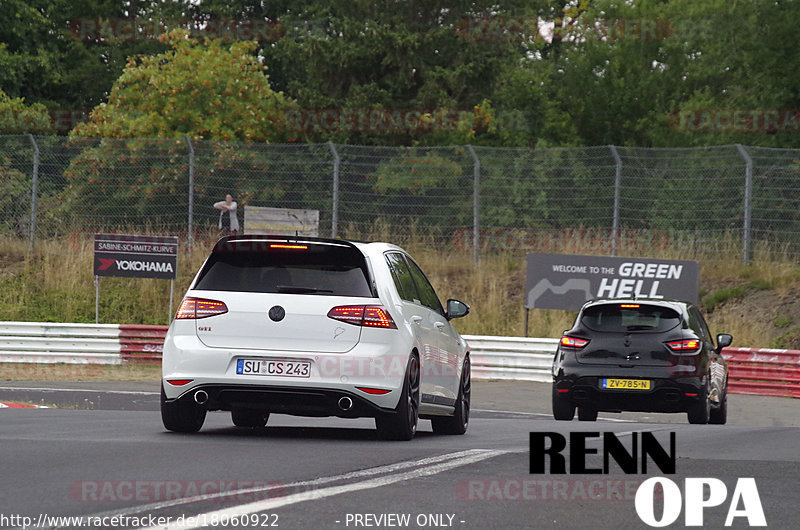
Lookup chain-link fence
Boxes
[2,135,799,262]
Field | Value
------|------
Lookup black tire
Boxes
[552,386,575,421]
[376,354,420,441]
[432,357,471,435]
[687,381,711,424]
[231,409,270,428]
[709,383,728,425]
[161,384,206,433]
[578,407,598,422]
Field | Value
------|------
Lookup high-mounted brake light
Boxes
[560,336,589,348]
[175,297,228,319]
[269,244,308,250]
[666,339,700,352]
[620,304,640,308]
[327,305,397,329]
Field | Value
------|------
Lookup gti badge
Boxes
[268,305,286,322]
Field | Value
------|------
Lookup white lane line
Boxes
[44,449,493,528]
[140,449,509,530]
[596,416,635,423]
[0,386,158,395]
[472,408,553,416]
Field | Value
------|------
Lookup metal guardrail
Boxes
[0,321,121,338]
[0,322,122,364]
[462,335,557,383]
[0,322,165,365]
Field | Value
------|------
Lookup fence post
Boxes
[608,145,622,257]
[327,141,340,238]
[466,144,480,264]
[185,136,194,247]
[28,134,39,251]
[735,144,753,264]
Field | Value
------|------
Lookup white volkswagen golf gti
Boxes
[161,235,471,440]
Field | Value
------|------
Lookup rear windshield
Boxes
[580,304,682,333]
[193,242,374,297]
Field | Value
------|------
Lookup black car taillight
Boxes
[666,339,701,353]
[560,336,589,348]
[175,297,228,319]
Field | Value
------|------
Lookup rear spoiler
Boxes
[212,235,359,254]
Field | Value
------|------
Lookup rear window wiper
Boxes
[276,285,334,294]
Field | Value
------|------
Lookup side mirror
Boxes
[716,333,733,351]
[446,299,470,320]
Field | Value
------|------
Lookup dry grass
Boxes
[0,362,161,381]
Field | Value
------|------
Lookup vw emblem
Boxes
[268,305,286,322]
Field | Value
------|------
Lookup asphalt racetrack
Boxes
[1,381,798,529]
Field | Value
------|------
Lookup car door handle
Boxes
[434,322,446,331]
[411,316,423,325]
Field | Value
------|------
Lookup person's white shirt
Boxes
[213,197,239,231]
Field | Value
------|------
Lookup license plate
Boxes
[236,359,311,378]
[601,378,650,390]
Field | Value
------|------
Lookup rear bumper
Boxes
[161,328,408,411]
[553,375,704,413]
[166,384,393,418]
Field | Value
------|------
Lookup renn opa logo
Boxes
[529,432,766,527]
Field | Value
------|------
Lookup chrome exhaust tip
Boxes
[338,396,353,411]
[193,390,208,405]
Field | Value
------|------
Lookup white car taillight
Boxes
[175,297,229,319]
[327,305,397,329]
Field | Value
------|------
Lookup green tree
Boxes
[57,32,299,231]
[652,0,800,147]
[256,0,541,146]
[72,31,295,142]
[0,88,53,134]
[531,0,800,148]
[1,0,172,115]
[0,157,32,236]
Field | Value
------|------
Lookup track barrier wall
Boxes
[1,322,798,398]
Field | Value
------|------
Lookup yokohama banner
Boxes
[93,233,178,280]
[525,253,699,310]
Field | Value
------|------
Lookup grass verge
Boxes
[0,362,161,382]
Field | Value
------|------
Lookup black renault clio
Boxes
[552,299,732,424]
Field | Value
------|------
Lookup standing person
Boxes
[214,194,239,235]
